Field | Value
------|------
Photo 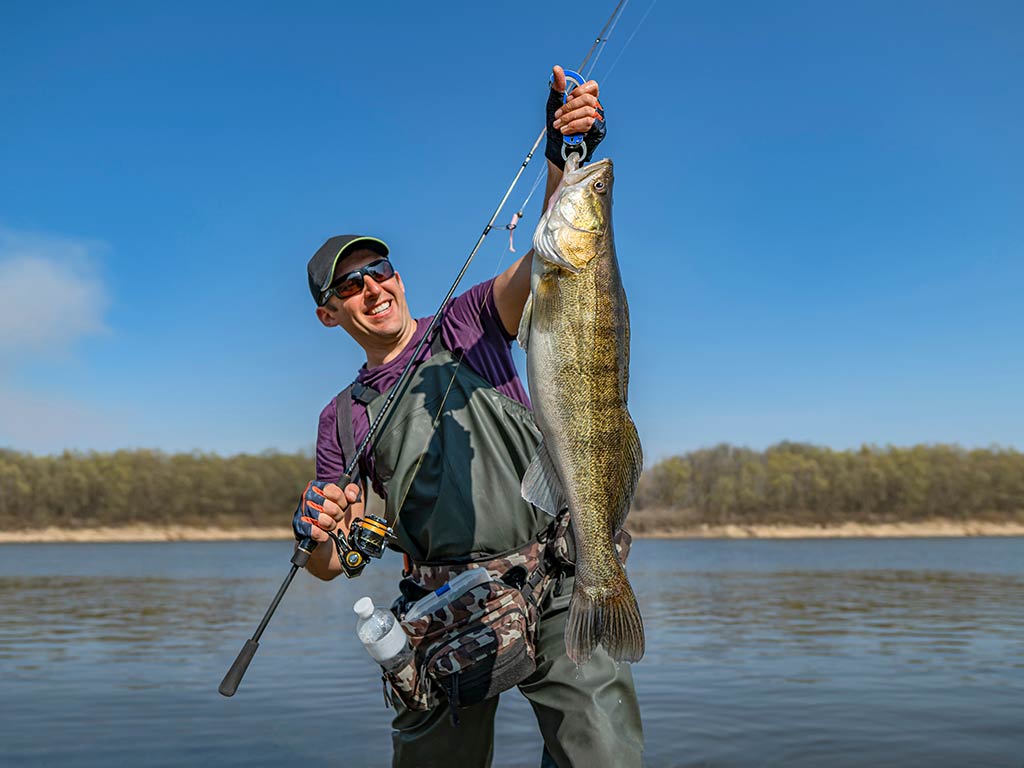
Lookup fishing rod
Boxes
[218,0,631,698]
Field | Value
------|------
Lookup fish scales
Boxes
[518,156,644,665]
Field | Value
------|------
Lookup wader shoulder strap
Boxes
[333,381,382,470]
[333,385,358,467]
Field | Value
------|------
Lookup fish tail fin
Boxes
[565,569,645,666]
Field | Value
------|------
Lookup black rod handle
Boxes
[219,638,259,697]
[218,563,301,696]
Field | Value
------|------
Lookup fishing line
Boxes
[595,0,658,85]
[582,0,630,78]
[578,0,629,74]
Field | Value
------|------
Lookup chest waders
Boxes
[336,335,552,565]
[336,334,590,722]
[336,334,583,711]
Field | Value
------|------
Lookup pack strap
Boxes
[404,508,572,592]
[521,509,572,605]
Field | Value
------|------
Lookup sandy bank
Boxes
[1,519,1023,543]
[639,520,1024,539]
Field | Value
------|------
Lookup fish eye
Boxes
[593,180,606,192]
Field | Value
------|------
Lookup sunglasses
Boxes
[320,257,396,304]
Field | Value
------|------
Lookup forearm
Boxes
[493,160,563,335]
[542,158,563,210]
[303,539,342,580]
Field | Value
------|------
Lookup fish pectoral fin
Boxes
[520,439,566,517]
[615,415,644,531]
[516,291,533,352]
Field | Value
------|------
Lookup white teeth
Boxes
[370,301,391,316]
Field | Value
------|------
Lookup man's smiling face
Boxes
[315,248,416,361]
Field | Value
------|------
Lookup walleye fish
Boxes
[518,155,645,665]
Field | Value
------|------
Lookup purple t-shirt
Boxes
[315,277,531,490]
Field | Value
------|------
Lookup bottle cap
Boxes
[353,596,375,619]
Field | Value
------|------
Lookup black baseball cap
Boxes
[307,234,390,305]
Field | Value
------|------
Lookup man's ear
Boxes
[316,305,338,327]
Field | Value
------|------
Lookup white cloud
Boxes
[0,227,109,353]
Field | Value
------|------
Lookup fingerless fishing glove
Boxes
[292,480,330,541]
[545,86,606,170]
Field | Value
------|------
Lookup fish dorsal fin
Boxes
[615,415,644,532]
[520,439,565,517]
[516,291,533,352]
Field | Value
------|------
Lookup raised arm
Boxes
[494,65,606,336]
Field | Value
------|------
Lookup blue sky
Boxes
[1,0,1021,462]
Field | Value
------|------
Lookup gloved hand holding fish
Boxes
[518,150,645,666]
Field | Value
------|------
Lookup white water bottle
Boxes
[353,597,414,673]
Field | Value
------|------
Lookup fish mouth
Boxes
[563,156,612,185]
[543,157,613,218]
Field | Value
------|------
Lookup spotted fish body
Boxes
[518,156,644,665]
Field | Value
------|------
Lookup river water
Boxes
[1,538,1022,767]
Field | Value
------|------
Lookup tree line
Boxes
[0,449,311,531]
[0,443,1021,532]
[630,442,1024,531]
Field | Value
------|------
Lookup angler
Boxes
[293,67,644,767]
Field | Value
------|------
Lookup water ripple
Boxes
[1,539,1023,767]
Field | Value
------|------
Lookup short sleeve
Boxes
[439,277,531,404]
[443,278,514,349]
[315,400,346,483]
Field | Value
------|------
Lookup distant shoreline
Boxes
[639,520,1024,540]
[2,519,1023,543]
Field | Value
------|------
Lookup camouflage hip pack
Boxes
[383,512,572,718]
[382,513,633,720]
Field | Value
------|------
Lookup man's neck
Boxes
[364,319,419,369]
